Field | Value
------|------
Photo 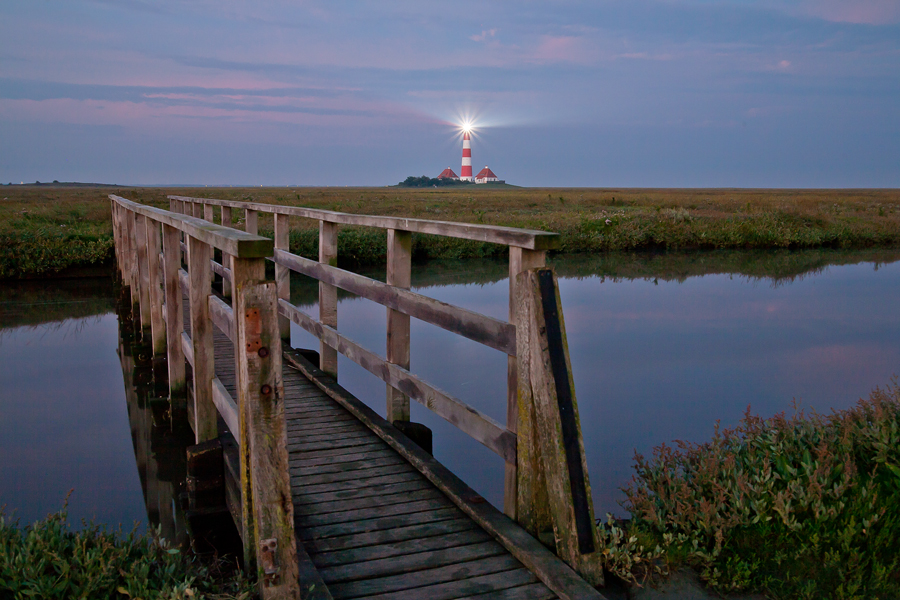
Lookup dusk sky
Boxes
[2,1,898,187]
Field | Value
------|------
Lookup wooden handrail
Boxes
[168,195,560,251]
[111,195,273,258]
[273,249,516,355]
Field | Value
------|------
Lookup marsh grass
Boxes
[0,500,256,600]
[619,381,900,599]
[2,186,899,277]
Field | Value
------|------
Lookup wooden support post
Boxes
[192,202,202,219]
[515,267,604,587]
[232,257,263,574]
[318,220,338,378]
[162,225,186,399]
[221,206,233,299]
[204,204,214,222]
[135,215,153,334]
[234,260,300,599]
[169,198,178,213]
[125,211,139,303]
[188,235,217,443]
[245,209,258,235]
[146,219,166,356]
[507,246,546,519]
[386,229,411,422]
[274,214,291,341]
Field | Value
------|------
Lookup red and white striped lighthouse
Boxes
[460,131,473,181]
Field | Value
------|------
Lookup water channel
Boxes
[2,248,899,531]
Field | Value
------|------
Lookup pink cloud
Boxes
[531,35,593,64]
[804,0,900,24]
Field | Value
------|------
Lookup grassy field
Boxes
[2,185,899,278]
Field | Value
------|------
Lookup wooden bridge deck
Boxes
[204,316,569,600]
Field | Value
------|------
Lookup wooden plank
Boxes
[348,568,545,600]
[290,455,405,478]
[285,420,367,436]
[146,219,166,355]
[317,540,507,585]
[300,517,476,554]
[508,246,547,520]
[297,498,452,529]
[282,352,605,600]
[289,448,399,470]
[134,214,152,331]
[287,436,393,454]
[188,235,216,443]
[204,203,214,222]
[179,268,190,296]
[274,213,291,340]
[209,294,235,343]
[245,208,258,234]
[292,479,432,507]
[324,555,522,599]
[210,259,232,282]
[273,250,515,356]
[294,487,441,516]
[234,273,300,599]
[291,464,414,489]
[288,429,376,445]
[297,506,461,541]
[181,331,193,368]
[167,195,560,251]
[318,220,338,377]
[386,228,411,422]
[280,306,516,463]
[109,195,273,258]
[162,224,186,398]
[221,206,233,299]
[291,472,422,497]
[212,377,240,442]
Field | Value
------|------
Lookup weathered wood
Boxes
[516,268,604,587]
[283,352,604,600]
[386,229,411,422]
[209,295,235,343]
[273,250,515,356]
[348,569,548,600]
[146,219,166,355]
[274,213,291,340]
[245,208,258,234]
[178,268,190,296]
[188,236,217,443]
[291,472,422,497]
[280,303,516,463]
[210,259,232,282]
[162,224,186,397]
[109,196,273,259]
[134,214,152,331]
[298,506,461,541]
[291,464,412,489]
[181,331,194,367]
[221,206,233,298]
[325,554,522,598]
[204,204,214,222]
[318,221,338,377]
[293,480,433,508]
[212,377,240,442]
[234,274,300,599]
[290,454,405,478]
[126,211,139,302]
[168,195,560,251]
[301,517,476,554]
[310,528,490,568]
[509,246,547,521]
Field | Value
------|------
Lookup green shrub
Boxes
[0,503,256,600]
[623,382,900,599]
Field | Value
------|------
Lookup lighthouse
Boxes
[460,131,473,181]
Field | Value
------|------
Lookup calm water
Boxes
[2,249,899,527]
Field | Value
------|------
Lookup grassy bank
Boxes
[602,381,900,599]
[0,504,255,600]
[2,186,899,278]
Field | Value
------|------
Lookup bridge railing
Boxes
[109,194,300,599]
[168,195,555,516]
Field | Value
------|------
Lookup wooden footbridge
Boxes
[110,194,611,600]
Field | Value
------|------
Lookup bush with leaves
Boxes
[623,381,900,599]
[0,504,256,600]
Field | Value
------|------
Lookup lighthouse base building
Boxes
[474,166,502,184]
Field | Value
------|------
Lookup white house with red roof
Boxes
[474,166,500,184]
[436,167,459,180]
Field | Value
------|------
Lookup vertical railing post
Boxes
[188,235,216,443]
[515,267,604,587]
[147,219,166,356]
[126,211,140,317]
[507,246,546,519]
[221,206,233,299]
[318,220,338,378]
[204,204,214,222]
[245,209,258,235]
[162,224,186,399]
[135,215,152,334]
[192,202,202,219]
[233,257,300,598]
[274,214,291,341]
[386,229,411,422]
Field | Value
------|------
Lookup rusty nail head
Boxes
[258,346,269,358]
[261,384,272,395]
